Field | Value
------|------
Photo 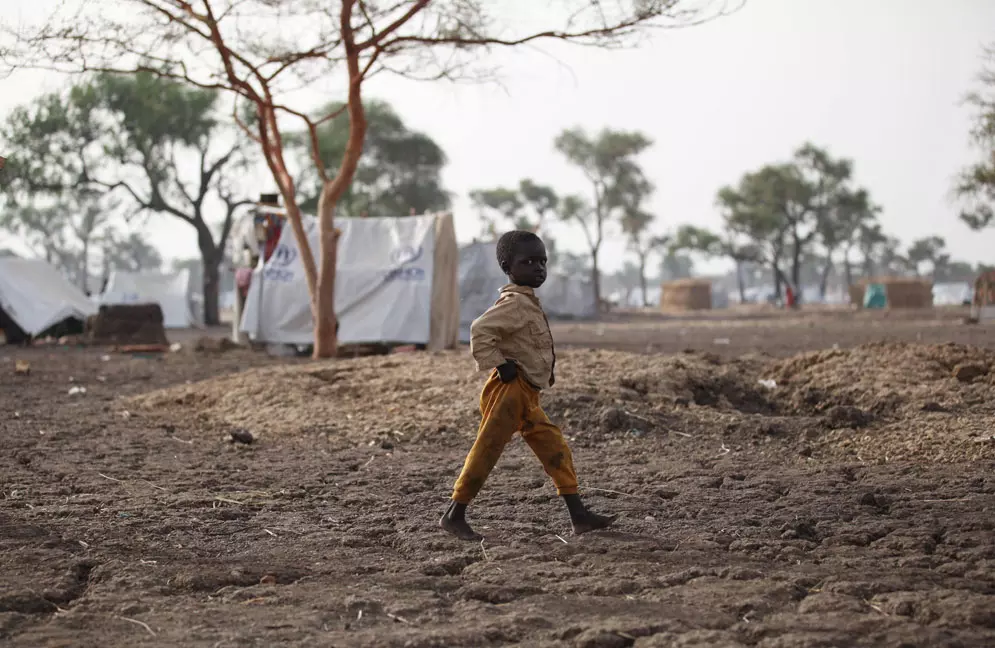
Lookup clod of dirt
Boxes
[823,406,873,429]
[573,629,633,648]
[229,429,254,445]
[921,401,949,413]
[259,574,276,585]
[952,363,988,383]
[599,407,629,432]
[14,360,30,376]
[194,337,241,353]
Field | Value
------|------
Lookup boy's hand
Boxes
[497,361,518,383]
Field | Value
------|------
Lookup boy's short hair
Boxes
[496,230,542,269]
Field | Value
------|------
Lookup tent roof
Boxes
[0,258,98,335]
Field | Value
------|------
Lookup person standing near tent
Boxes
[440,230,615,541]
[231,194,286,342]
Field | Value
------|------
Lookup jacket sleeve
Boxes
[469,295,523,372]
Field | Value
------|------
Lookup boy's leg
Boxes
[521,404,616,535]
[451,373,528,504]
[519,406,578,496]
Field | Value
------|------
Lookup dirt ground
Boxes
[2,308,995,647]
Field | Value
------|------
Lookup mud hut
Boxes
[660,278,712,311]
[850,277,933,309]
[972,270,995,321]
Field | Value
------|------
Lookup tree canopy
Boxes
[296,100,450,217]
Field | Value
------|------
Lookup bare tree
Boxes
[4,0,737,356]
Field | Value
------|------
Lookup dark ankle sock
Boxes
[562,494,587,520]
[447,501,468,521]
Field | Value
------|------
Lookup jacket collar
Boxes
[500,283,535,297]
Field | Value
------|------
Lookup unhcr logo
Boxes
[272,244,297,267]
[390,245,422,266]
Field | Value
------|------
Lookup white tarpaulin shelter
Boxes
[0,258,98,336]
[458,242,597,343]
[240,213,459,349]
[932,281,972,306]
[99,270,199,329]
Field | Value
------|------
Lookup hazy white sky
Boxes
[2,0,994,274]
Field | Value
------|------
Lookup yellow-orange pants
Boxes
[452,371,579,504]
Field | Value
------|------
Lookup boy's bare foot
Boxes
[439,502,483,541]
[571,511,617,535]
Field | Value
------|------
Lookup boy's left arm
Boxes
[470,295,523,373]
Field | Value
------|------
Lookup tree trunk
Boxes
[791,235,803,306]
[735,261,746,303]
[80,239,90,293]
[196,225,222,326]
[312,13,369,358]
[843,248,854,287]
[819,258,834,300]
[638,252,648,307]
[772,258,783,300]
[202,254,221,327]
[591,248,601,312]
[313,185,341,358]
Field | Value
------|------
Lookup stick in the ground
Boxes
[554,534,568,544]
[97,472,123,482]
[118,616,156,636]
[479,539,489,561]
[386,612,411,624]
[586,486,633,497]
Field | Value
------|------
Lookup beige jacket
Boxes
[470,284,556,389]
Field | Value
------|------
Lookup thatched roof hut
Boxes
[660,278,712,311]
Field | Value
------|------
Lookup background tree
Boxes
[297,100,449,217]
[906,236,947,277]
[555,127,653,308]
[0,198,112,291]
[671,224,759,303]
[620,208,669,306]
[659,250,695,282]
[5,0,734,356]
[0,72,252,324]
[716,174,790,298]
[100,231,165,277]
[470,179,560,260]
[815,187,879,293]
[956,43,995,231]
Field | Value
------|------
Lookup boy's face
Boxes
[505,239,548,288]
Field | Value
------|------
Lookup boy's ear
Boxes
[499,261,510,274]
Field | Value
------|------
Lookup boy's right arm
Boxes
[470,295,522,373]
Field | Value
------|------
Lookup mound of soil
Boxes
[769,342,995,416]
[125,343,995,463]
[87,304,169,346]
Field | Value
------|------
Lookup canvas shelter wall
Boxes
[852,277,933,309]
[240,213,458,349]
[882,278,933,309]
[933,282,972,306]
[458,242,597,343]
[99,270,199,329]
[0,258,98,337]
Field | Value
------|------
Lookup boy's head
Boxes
[496,230,547,288]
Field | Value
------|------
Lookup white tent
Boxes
[240,213,459,350]
[99,270,199,329]
[0,258,98,336]
[458,242,597,343]
[933,281,972,306]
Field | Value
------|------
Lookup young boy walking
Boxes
[440,231,615,541]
